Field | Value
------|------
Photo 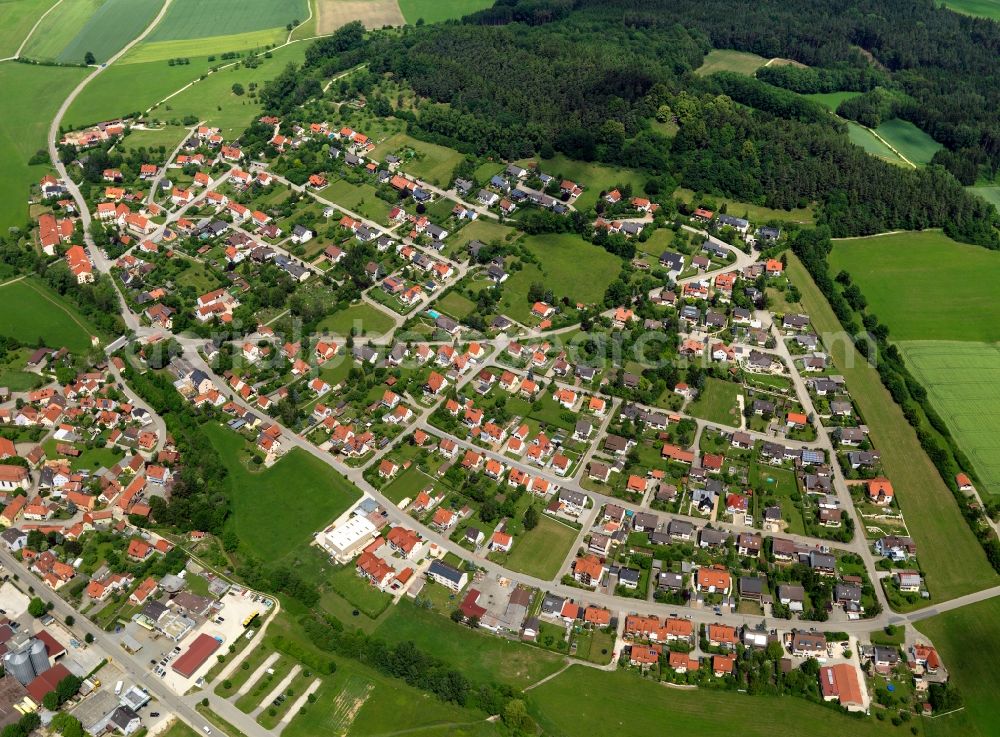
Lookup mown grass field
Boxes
[0,278,98,352]
[397,0,494,24]
[829,230,1000,342]
[788,253,998,601]
[119,125,188,155]
[503,513,578,579]
[688,378,741,427]
[0,0,55,57]
[875,118,943,166]
[900,341,1000,497]
[513,153,647,211]
[146,0,306,41]
[942,0,1000,19]
[317,302,395,337]
[370,132,465,187]
[21,0,104,61]
[0,62,87,232]
[696,49,768,76]
[518,232,621,306]
[917,598,1000,737]
[375,600,564,690]
[802,90,861,111]
[527,665,927,737]
[55,0,163,64]
[204,422,360,561]
[846,121,909,167]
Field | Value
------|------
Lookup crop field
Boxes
[829,230,1000,343]
[146,0,307,41]
[370,132,465,187]
[528,666,928,737]
[54,0,163,64]
[0,0,55,57]
[875,118,943,166]
[0,62,87,233]
[514,153,647,211]
[397,0,494,24]
[846,121,908,166]
[942,0,1000,19]
[315,0,404,33]
[788,253,998,601]
[917,598,1000,737]
[900,341,1000,497]
[503,514,578,579]
[21,0,104,61]
[0,278,98,352]
[802,90,861,111]
[128,28,287,63]
[375,600,564,690]
[205,422,361,561]
[695,49,768,76]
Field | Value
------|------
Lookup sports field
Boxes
[528,666,926,737]
[0,62,87,232]
[370,132,464,187]
[788,253,998,601]
[53,0,163,64]
[397,0,494,24]
[829,230,1000,343]
[900,341,1000,497]
[146,0,307,41]
[875,118,943,166]
[205,422,361,561]
[942,0,1000,19]
[1,0,61,57]
[503,514,578,580]
[695,49,768,76]
[916,598,1000,737]
[0,277,98,352]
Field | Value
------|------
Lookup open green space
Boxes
[129,28,288,63]
[435,290,475,320]
[917,598,1000,737]
[788,253,998,601]
[0,0,55,57]
[120,125,188,156]
[320,179,391,223]
[515,153,647,211]
[43,438,124,470]
[375,599,563,690]
[0,277,98,352]
[317,302,395,337]
[687,378,741,427]
[696,49,768,76]
[519,232,621,306]
[528,665,924,737]
[846,121,908,167]
[371,132,465,187]
[875,118,943,166]
[146,0,305,42]
[829,230,1000,343]
[326,563,392,618]
[20,0,103,61]
[159,720,201,737]
[967,185,1000,208]
[0,62,87,233]
[941,0,1000,20]
[802,90,862,111]
[380,466,433,505]
[54,0,163,64]
[674,187,814,224]
[503,514,578,580]
[397,0,495,24]
[900,341,1000,497]
[204,422,361,561]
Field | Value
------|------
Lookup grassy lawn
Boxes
[326,563,392,618]
[899,341,1000,497]
[449,218,517,250]
[435,291,475,320]
[381,466,434,505]
[375,600,564,690]
[514,153,647,211]
[47,0,163,64]
[317,302,395,338]
[687,378,741,427]
[204,422,361,562]
[518,233,621,306]
[119,125,189,157]
[846,121,909,167]
[916,598,1000,737]
[572,628,615,665]
[0,62,87,232]
[829,230,1000,342]
[674,187,814,224]
[528,665,924,737]
[875,118,943,166]
[696,49,769,76]
[43,439,124,471]
[370,132,465,187]
[802,90,862,111]
[0,277,99,352]
[397,0,495,24]
[159,720,201,737]
[504,514,578,579]
[0,0,53,57]
[235,654,297,712]
[942,0,1000,20]
[788,253,998,601]
[967,185,1000,208]
[321,179,391,223]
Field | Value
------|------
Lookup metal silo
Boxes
[28,638,49,676]
[5,650,34,685]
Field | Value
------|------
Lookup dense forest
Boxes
[259,2,1000,246]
